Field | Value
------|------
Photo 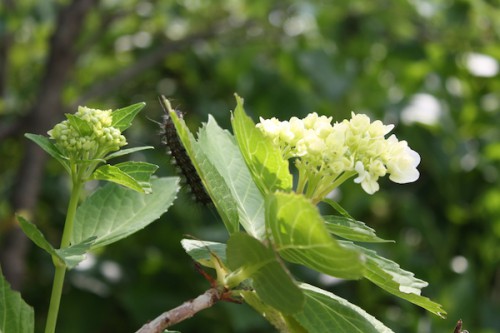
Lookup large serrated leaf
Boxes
[231,94,293,194]
[24,134,70,173]
[180,239,227,268]
[344,242,447,318]
[226,232,304,314]
[111,102,146,131]
[266,192,364,279]
[0,268,34,333]
[197,116,266,239]
[71,177,179,248]
[168,108,239,234]
[323,215,392,243]
[294,283,395,333]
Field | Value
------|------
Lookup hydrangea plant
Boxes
[2,103,180,333]
[135,95,446,333]
[2,96,447,333]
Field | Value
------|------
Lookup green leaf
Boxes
[113,161,158,181]
[197,115,266,239]
[322,198,353,219]
[293,283,395,333]
[266,192,364,279]
[17,215,58,259]
[231,94,293,194]
[226,232,304,314]
[66,113,93,135]
[240,290,307,333]
[114,161,158,193]
[105,146,154,160]
[24,134,70,173]
[111,102,146,131]
[0,267,34,333]
[72,177,179,249]
[344,242,447,318]
[91,164,145,193]
[168,109,239,234]
[323,215,393,243]
[17,216,95,269]
[180,239,227,268]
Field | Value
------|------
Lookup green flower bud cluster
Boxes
[257,112,420,199]
[48,106,126,162]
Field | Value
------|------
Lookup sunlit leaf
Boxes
[111,102,146,131]
[0,267,34,333]
[92,164,144,193]
[168,109,239,234]
[231,94,293,194]
[197,115,265,239]
[72,177,179,248]
[323,215,392,243]
[226,232,304,314]
[180,239,227,268]
[344,242,447,318]
[266,192,364,279]
[294,283,395,333]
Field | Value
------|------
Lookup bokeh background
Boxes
[1,0,499,332]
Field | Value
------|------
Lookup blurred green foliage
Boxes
[1,0,499,332]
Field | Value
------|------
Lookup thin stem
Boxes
[295,164,307,194]
[311,171,356,205]
[44,178,84,333]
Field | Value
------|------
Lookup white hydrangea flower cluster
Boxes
[48,106,126,161]
[257,112,420,199]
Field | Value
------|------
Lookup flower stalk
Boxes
[44,179,83,333]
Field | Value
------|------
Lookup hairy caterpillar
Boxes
[159,96,212,205]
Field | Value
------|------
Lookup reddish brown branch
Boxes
[135,288,225,333]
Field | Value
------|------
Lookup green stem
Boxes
[44,178,83,333]
[311,171,356,205]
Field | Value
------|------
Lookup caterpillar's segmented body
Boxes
[159,96,212,205]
